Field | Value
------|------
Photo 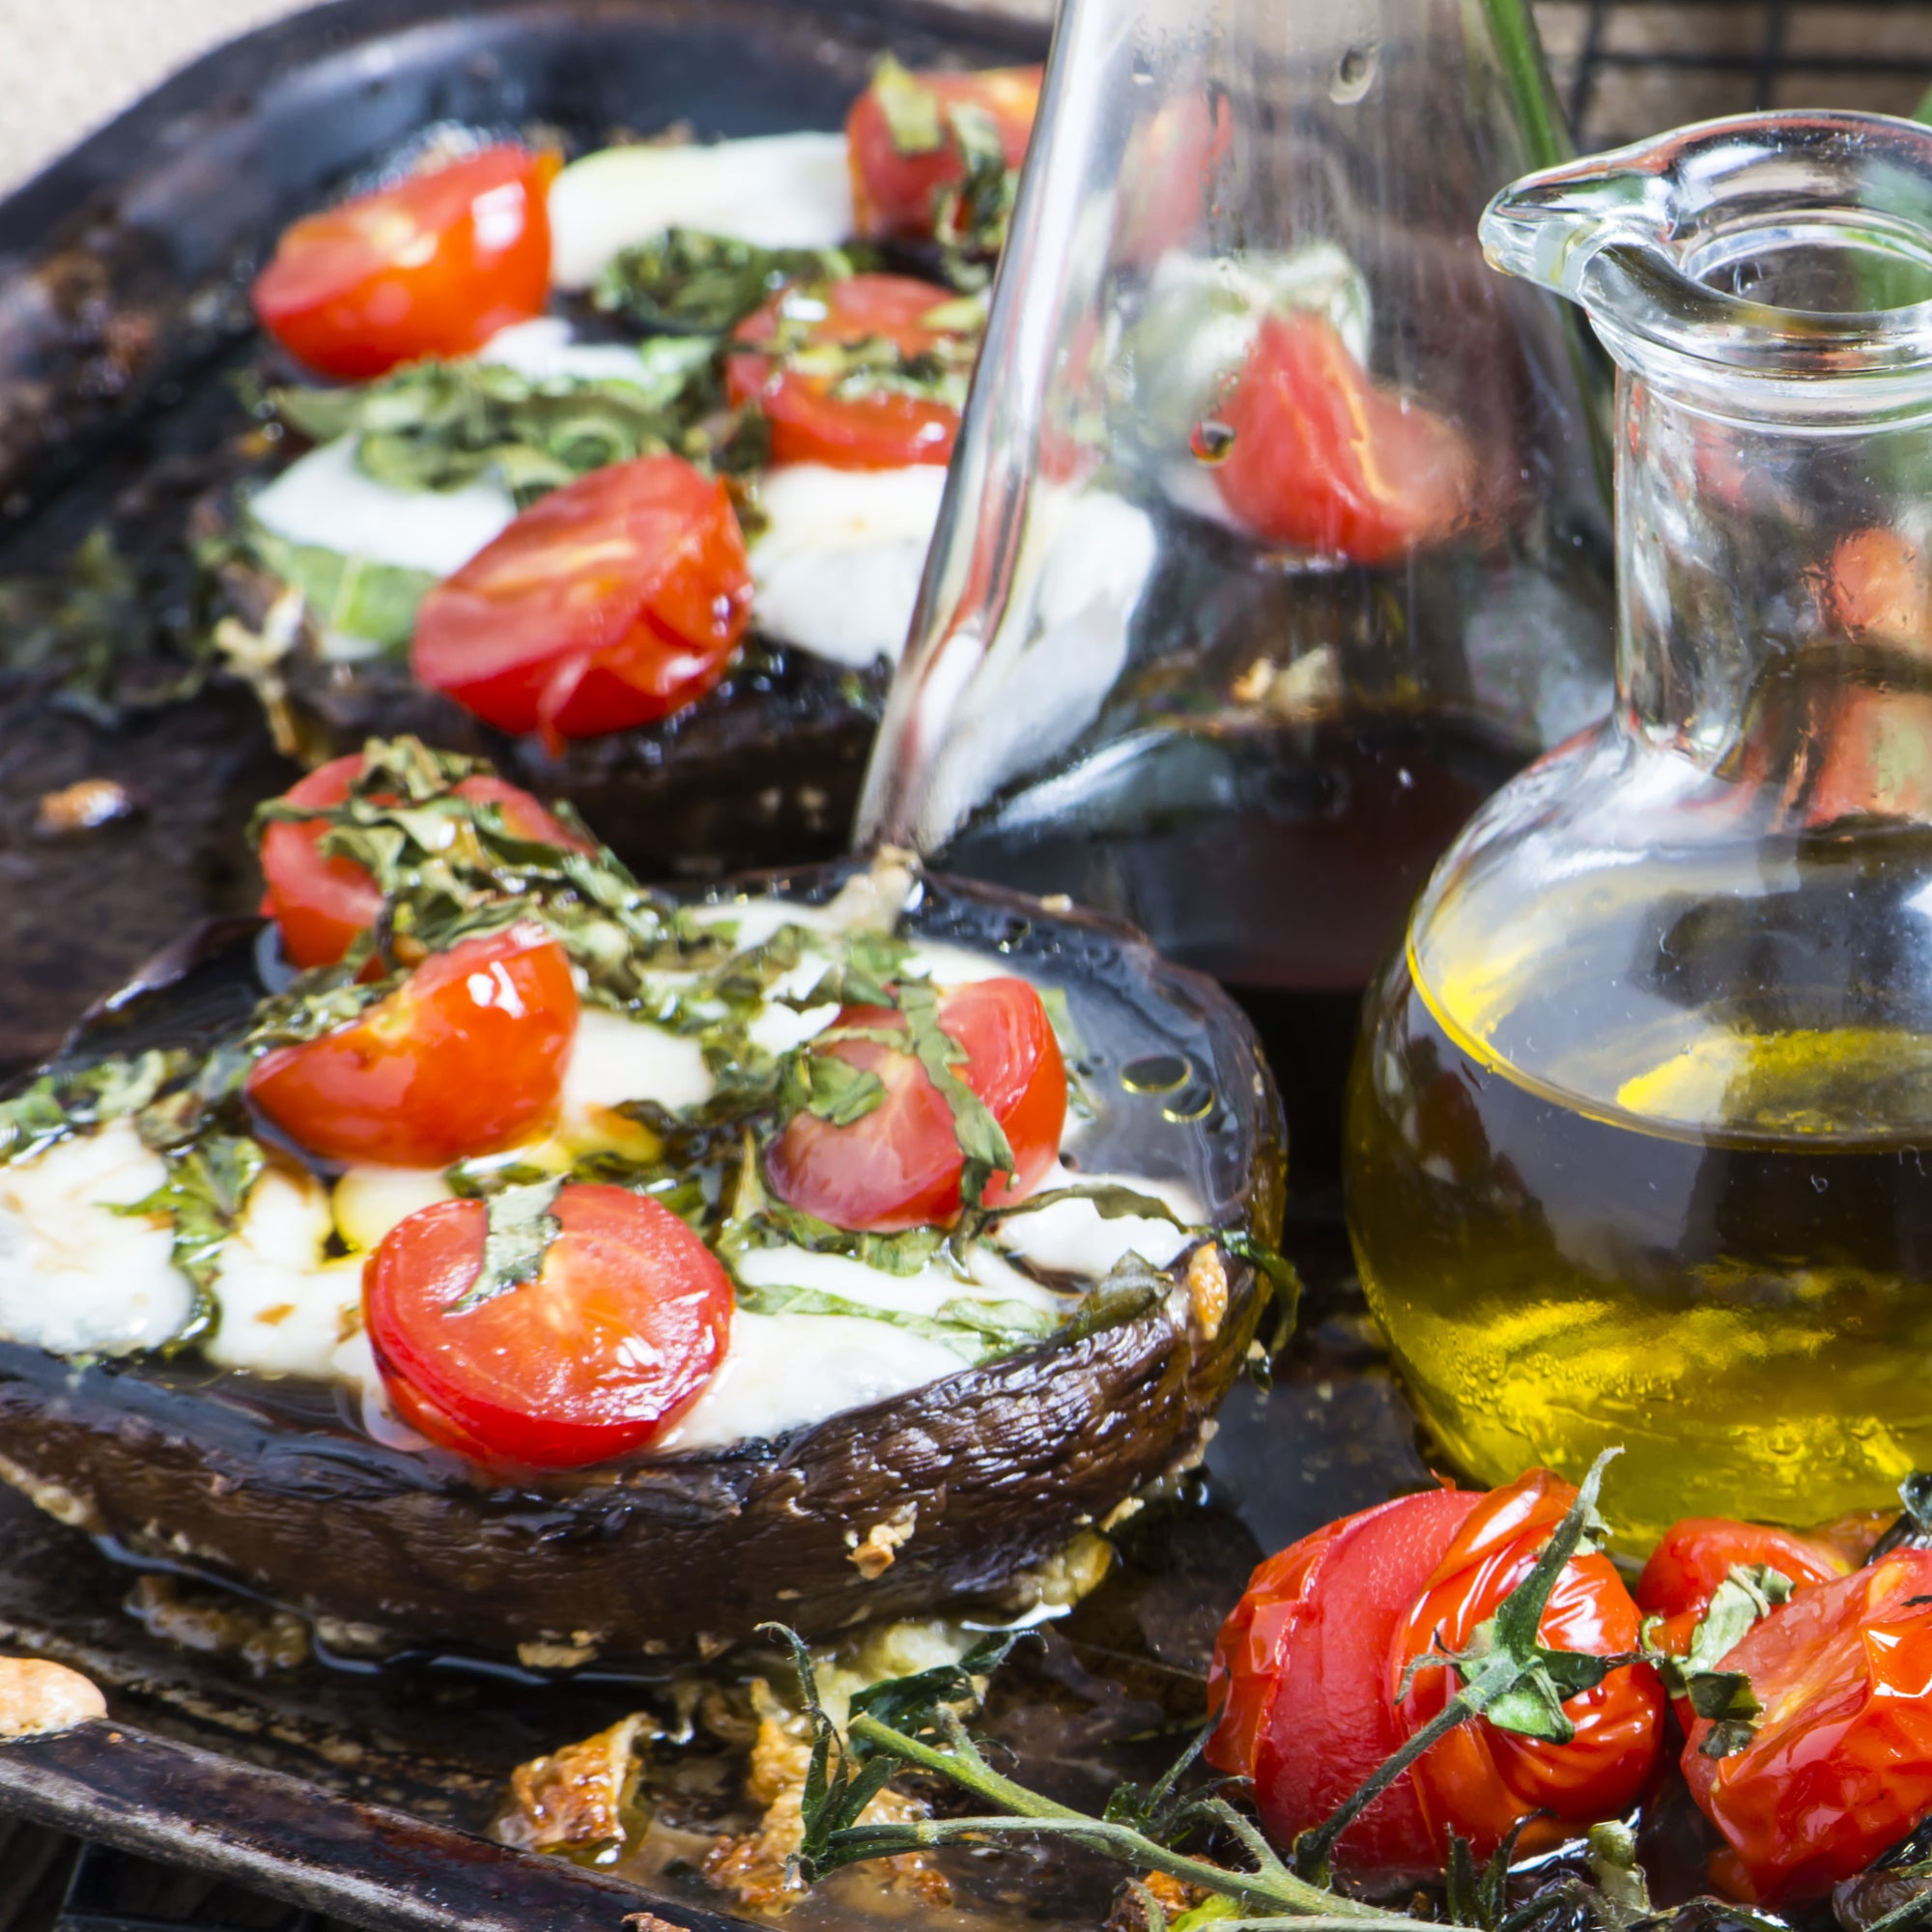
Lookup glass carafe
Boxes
[1349,112,1932,1543]
[856,0,1613,1162]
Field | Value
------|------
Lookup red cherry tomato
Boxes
[246,923,578,1166]
[726,274,969,469]
[1213,311,1476,566]
[1683,1550,1932,1906]
[765,978,1065,1233]
[1637,1518,1847,1626]
[1391,1469,1664,1861]
[252,147,555,381]
[259,754,589,970]
[365,1183,732,1469]
[845,66,1041,242]
[1207,1488,1482,1873]
[1117,93,1233,265]
[411,455,753,746]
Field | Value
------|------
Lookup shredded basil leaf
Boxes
[453,1176,566,1313]
[117,1133,267,1346]
[593,229,859,335]
[894,980,1016,1209]
[0,1050,186,1165]
[733,1275,1055,1364]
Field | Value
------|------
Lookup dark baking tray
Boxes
[0,3,1435,1927]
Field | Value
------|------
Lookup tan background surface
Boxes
[0,1,1921,195]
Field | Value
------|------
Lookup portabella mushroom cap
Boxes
[0,867,1285,1664]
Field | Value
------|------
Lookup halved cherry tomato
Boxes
[246,923,578,1166]
[765,977,1065,1233]
[726,274,971,470]
[365,1183,732,1468]
[252,146,554,381]
[726,276,966,471]
[845,66,1041,242]
[411,454,753,746]
[1391,1469,1663,1861]
[1213,311,1476,566]
[1683,1549,1932,1905]
[1207,1488,1482,1873]
[259,754,589,970]
[1637,1518,1847,1627]
[1117,93,1234,266]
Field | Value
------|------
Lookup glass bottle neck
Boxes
[1613,367,1932,819]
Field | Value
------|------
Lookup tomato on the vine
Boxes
[246,923,578,1166]
[1213,311,1476,566]
[726,273,972,469]
[252,146,554,381]
[411,454,753,745]
[1207,1488,1482,1873]
[1391,1469,1663,1861]
[365,1183,732,1469]
[259,754,588,970]
[845,66,1041,242]
[765,977,1065,1233]
[1683,1549,1932,1906]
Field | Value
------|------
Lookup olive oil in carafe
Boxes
[1348,843,1932,1544]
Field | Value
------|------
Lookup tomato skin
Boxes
[411,455,753,744]
[845,67,1041,242]
[246,923,578,1167]
[1391,1470,1663,1861]
[1207,1488,1482,1873]
[259,754,587,970]
[1213,312,1476,566]
[365,1183,732,1469]
[726,274,967,469]
[1684,1550,1932,1906]
[765,978,1065,1233]
[252,147,554,381]
[1636,1519,1847,1624]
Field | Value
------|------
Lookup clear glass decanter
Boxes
[1350,112,1932,1543]
[856,0,1613,1133]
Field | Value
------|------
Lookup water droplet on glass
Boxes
[1190,419,1236,465]
[1162,1081,1218,1124]
[1329,42,1378,104]
[1122,1053,1191,1094]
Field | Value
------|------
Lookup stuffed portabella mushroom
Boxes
[0,740,1283,1663]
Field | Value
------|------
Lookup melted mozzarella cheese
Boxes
[992,1165,1200,1278]
[249,438,515,579]
[730,1240,1067,1320]
[331,1166,454,1256]
[549,132,855,291]
[475,317,659,386]
[656,1310,965,1450]
[749,465,949,668]
[0,1123,190,1357]
[203,1169,361,1378]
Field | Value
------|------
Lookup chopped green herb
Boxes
[894,980,1016,1208]
[593,229,860,335]
[118,1133,267,1344]
[0,1050,187,1165]
[453,1176,566,1313]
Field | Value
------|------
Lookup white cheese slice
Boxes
[249,437,516,579]
[474,317,657,386]
[991,1164,1201,1278]
[332,1165,455,1256]
[749,464,949,668]
[730,1240,1067,1319]
[549,132,855,291]
[562,1008,715,1119]
[204,1169,361,1379]
[655,1310,965,1451]
[0,1123,190,1357]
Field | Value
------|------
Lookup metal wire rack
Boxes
[5,2,1932,1929]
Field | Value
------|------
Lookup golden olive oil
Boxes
[1348,852,1932,1545]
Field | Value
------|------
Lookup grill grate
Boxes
[1539,0,1932,151]
[7,2,1932,1929]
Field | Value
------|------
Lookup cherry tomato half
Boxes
[765,977,1065,1233]
[1684,1549,1932,1906]
[726,274,971,470]
[1392,1469,1664,1861]
[365,1183,732,1469]
[1213,311,1476,566]
[252,146,554,381]
[411,454,753,746]
[1207,1488,1482,1874]
[845,66,1041,242]
[259,754,589,970]
[246,923,578,1167]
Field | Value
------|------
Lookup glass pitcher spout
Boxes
[1350,111,1932,1545]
